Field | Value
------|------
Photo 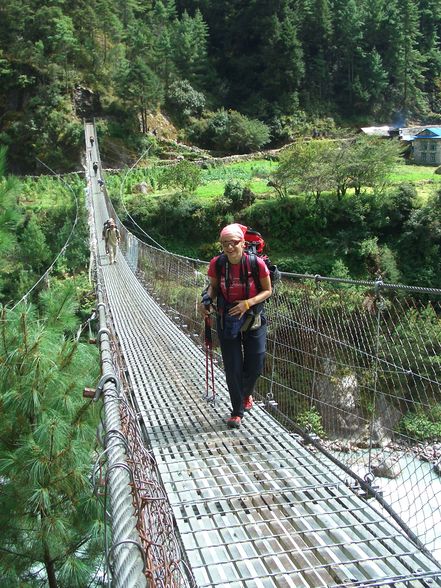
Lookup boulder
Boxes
[132,182,151,194]
[316,360,402,446]
[73,86,101,118]
[316,364,367,440]
[371,457,400,479]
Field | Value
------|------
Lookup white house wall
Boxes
[412,140,441,165]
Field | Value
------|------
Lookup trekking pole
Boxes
[204,308,216,405]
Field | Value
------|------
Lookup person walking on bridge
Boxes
[202,223,272,428]
[104,219,120,265]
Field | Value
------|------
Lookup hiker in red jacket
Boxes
[202,223,272,428]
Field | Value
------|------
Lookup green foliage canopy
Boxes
[0,283,103,587]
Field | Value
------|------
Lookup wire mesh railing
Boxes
[103,191,441,560]
[87,121,196,587]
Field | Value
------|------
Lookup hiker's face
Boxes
[221,238,244,262]
[221,239,241,249]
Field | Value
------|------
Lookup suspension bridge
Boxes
[85,122,441,587]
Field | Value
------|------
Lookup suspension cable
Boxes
[117,147,168,252]
[10,158,80,310]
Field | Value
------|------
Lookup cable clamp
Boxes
[97,327,111,342]
[94,373,120,401]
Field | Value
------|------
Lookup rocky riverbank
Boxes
[317,438,441,478]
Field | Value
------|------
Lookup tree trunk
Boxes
[44,543,58,588]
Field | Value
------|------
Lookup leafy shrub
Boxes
[223,180,256,211]
[224,179,244,203]
[188,109,270,153]
[198,241,221,260]
[296,407,326,438]
[269,113,338,144]
[158,160,202,194]
[166,80,205,122]
[223,111,271,153]
[275,254,332,275]
[399,409,441,441]
[330,259,351,280]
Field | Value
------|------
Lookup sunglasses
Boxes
[221,239,242,248]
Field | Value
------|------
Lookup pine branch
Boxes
[0,546,35,561]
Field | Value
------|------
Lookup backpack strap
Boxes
[215,253,228,288]
[248,253,261,293]
[215,253,251,300]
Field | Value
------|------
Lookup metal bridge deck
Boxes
[93,192,441,587]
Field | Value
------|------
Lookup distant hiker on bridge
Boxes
[90,136,94,147]
[201,223,272,429]
[104,219,120,264]
[102,218,113,243]
[92,161,98,175]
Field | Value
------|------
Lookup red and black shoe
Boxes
[243,395,254,412]
[226,416,241,429]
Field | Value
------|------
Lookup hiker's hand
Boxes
[228,300,249,318]
[200,292,212,316]
[201,292,212,306]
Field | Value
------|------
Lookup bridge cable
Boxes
[117,146,168,252]
[10,158,80,311]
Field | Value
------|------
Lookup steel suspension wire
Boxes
[117,147,168,252]
[86,121,195,588]
[10,157,81,310]
[88,183,148,588]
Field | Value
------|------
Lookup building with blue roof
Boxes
[411,127,441,165]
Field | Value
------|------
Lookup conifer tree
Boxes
[419,0,441,112]
[0,282,103,587]
[296,0,333,110]
[0,147,21,302]
[172,9,210,89]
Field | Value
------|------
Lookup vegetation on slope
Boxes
[1,0,441,172]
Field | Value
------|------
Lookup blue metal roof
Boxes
[413,127,441,139]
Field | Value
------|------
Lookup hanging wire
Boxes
[117,146,168,252]
[10,158,80,311]
[309,275,324,410]
[367,279,386,474]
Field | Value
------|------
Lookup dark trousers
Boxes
[217,317,267,418]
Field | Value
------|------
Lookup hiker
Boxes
[92,161,98,175]
[104,219,120,264]
[98,178,105,190]
[201,223,272,428]
[90,136,94,147]
[102,218,113,253]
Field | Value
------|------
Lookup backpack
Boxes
[241,226,280,287]
[102,219,111,239]
[215,225,280,296]
[105,226,120,240]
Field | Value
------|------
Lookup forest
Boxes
[1,0,441,172]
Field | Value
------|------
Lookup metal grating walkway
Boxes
[94,195,441,587]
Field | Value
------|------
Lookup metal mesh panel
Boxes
[108,210,441,561]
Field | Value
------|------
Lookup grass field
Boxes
[121,158,441,205]
[193,160,441,201]
[390,164,441,183]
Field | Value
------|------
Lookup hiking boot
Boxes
[226,416,241,429]
[243,395,253,412]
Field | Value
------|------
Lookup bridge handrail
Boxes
[86,123,148,587]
